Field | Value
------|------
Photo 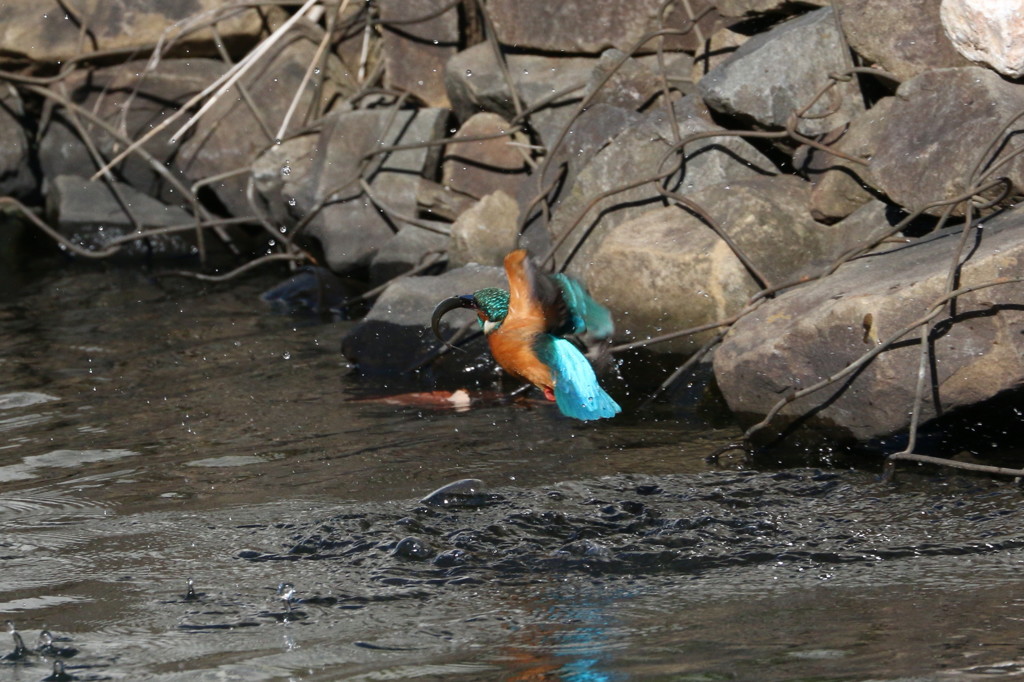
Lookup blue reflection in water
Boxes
[526,585,632,682]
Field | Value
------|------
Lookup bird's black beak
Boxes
[431,294,477,348]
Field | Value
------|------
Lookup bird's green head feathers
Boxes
[469,288,509,331]
[431,287,510,347]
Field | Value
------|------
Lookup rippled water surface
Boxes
[1,268,1023,681]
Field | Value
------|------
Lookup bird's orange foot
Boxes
[542,386,556,402]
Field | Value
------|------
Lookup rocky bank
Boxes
[1,0,1022,457]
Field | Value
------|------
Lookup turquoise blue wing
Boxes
[540,337,620,421]
[517,252,613,340]
[552,273,614,340]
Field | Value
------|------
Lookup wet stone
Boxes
[43,660,74,682]
[392,536,434,560]
[420,478,499,508]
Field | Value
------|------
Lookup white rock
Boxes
[941,0,1024,78]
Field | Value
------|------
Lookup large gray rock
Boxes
[817,199,903,260]
[868,67,1024,216]
[0,86,35,200]
[546,100,778,278]
[715,0,828,17]
[713,206,1024,446]
[46,175,196,257]
[250,133,320,228]
[259,107,448,273]
[342,264,506,372]
[448,190,520,268]
[39,46,352,220]
[585,175,826,354]
[698,7,865,136]
[691,28,747,82]
[804,97,895,223]
[0,0,273,63]
[379,0,459,107]
[839,0,970,81]
[515,102,646,256]
[445,45,694,149]
[39,60,217,205]
[369,223,449,284]
[445,45,600,147]
[583,49,695,112]
[176,31,353,219]
[485,0,722,55]
[941,0,1024,78]
[442,113,530,201]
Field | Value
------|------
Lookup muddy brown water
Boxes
[1,267,1023,681]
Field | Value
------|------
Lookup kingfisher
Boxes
[431,249,621,421]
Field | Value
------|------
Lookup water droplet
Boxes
[277,582,296,611]
[282,351,291,360]
[287,197,297,206]
[465,69,473,77]
[281,163,291,177]
[46,660,72,681]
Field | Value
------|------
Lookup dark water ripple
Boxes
[246,470,1024,592]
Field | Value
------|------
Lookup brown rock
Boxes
[698,8,865,136]
[941,0,1024,79]
[485,0,722,55]
[586,176,826,354]
[692,28,747,82]
[39,39,352,220]
[47,175,196,258]
[0,87,35,199]
[546,100,777,278]
[300,107,449,273]
[805,97,894,223]
[838,0,971,82]
[442,113,530,201]
[715,0,828,18]
[445,45,694,150]
[868,67,1024,216]
[417,180,477,222]
[379,0,459,107]
[714,206,1024,445]
[445,45,595,146]
[448,191,520,268]
[0,0,274,63]
[584,49,695,112]
[816,199,902,261]
[370,223,449,284]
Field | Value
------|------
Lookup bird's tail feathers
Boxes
[547,338,621,421]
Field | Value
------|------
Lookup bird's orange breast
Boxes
[486,249,558,396]
[487,323,553,392]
